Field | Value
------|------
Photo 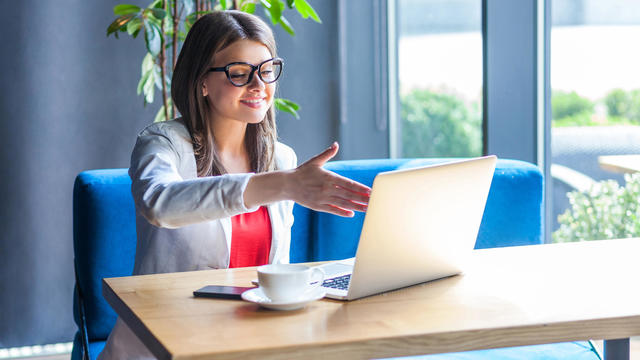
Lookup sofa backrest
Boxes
[290,158,544,261]
[73,169,137,341]
[73,158,543,342]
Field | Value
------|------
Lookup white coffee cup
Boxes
[257,264,325,302]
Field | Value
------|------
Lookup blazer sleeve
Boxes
[128,128,258,229]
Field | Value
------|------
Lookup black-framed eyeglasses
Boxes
[208,57,283,87]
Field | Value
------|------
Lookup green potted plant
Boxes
[107,0,321,122]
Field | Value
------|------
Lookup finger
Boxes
[331,173,372,195]
[305,142,339,167]
[317,204,354,217]
[328,197,368,212]
[331,186,370,204]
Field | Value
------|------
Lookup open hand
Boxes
[288,142,371,217]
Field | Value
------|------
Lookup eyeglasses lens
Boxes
[227,64,253,86]
[259,59,282,83]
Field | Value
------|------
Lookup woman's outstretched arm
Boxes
[244,142,371,217]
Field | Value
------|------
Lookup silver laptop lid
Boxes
[346,156,497,300]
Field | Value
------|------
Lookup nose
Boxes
[247,70,266,90]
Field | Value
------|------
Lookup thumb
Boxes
[307,142,339,167]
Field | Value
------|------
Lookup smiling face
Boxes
[202,39,276,127]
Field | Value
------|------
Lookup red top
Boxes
[229,206,272,268]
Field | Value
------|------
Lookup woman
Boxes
[98,10,370,359]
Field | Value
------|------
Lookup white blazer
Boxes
[130,118,297,274]
[98,119,297,360]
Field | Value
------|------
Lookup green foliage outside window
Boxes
[400,89,482,157]
[551,90,594,127]
[552,88,640,127]
[553,173,640,243]
[605,88,640,122]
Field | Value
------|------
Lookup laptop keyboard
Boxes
[322,274,351,291]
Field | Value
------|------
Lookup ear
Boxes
[202,83,208,97]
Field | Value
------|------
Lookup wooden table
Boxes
[103,238,640,360]
[598,155,640,173]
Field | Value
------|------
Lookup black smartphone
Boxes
[193,285,256,300]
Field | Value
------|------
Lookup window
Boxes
[393,0,483,158]
[550,0,640,242]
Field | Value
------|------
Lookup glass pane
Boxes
[550,0,640,243]
[396,0,483,158]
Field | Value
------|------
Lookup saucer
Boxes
[241,287,326,311]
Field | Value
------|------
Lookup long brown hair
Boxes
[171,11,278,177]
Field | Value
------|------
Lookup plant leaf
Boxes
[294,0,321,23]
[154,64,163,90]
[286,0,294,8]
[154,105,166,122]
[143,66,156,104]
[143,20,162,57]
[137,68,151,95]
[276,98,300,110]
[269,0,284,25]
[148,0,163,9]
[107,13,136,36]
[114,4,141,16]
[259,0,273,22]
[154,98,173,122]
[149,8,167,20]
[274,98,300,119]
[278,15,295,35]
[163,6,175,37]
[126,17,142,36]
[240,2,256,13]
[142,52,154,73]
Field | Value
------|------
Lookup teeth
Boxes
[242,99,263,103]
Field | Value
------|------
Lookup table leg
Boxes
[604,338,630,360]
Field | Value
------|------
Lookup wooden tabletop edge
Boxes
[102,278,174,360]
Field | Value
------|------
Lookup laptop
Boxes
[315,155,497,300]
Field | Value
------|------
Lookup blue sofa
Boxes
[71,159,600,360]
